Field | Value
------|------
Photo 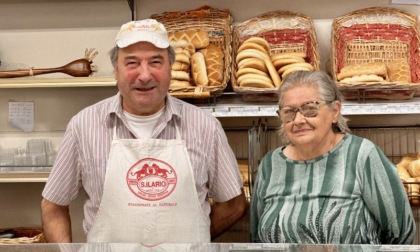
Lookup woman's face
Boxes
[281,85,340,147]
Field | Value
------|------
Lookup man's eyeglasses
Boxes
[276,101,332,123]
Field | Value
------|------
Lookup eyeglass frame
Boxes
[276,100,334,123]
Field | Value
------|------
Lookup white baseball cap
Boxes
[115,19,170,49]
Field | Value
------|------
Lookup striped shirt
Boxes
[250,133,415,244]
[42,93,243,235]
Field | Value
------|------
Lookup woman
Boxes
[250,70,415,244]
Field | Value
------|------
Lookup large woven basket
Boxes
[232,10,320,95]
[150,6,232,99]
[331,7,420,99]
[0,227,45,244]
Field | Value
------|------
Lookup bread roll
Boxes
[190,52,208,86]
[170,80,191,89]
[169,30,209,49]
[199,44,224,86]
[172,61,190,72]
[171,70,190,81]
[337,62,387,81]
[175,53,190,65]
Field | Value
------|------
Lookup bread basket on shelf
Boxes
[150,5,232,99]
[331,7,420,100]
[231,10,320,101]
[0,227,45,244]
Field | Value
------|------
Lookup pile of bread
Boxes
[169,30,225,89]
[235,36,314,89]
[396,153,420,205]
[337,59,411,84]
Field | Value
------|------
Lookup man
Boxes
[41,19,247,243]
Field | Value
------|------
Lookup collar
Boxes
[106,93,182,125]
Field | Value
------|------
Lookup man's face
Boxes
[114,42,171,116]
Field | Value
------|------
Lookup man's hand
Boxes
[41,198,72,243]
[210,189,248,239]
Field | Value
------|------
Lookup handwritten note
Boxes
[8,101,34,132]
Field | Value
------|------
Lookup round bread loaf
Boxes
[241,37,271,55]
[238,41,270,55]
[237,58,268,73]
[236,67,269,78]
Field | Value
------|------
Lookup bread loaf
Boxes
[387,59,411,83]
[199,44,224,86]
[190,52,209,86]
[169,30,209,49]
[337,62,387,81]
[339,74,384,84]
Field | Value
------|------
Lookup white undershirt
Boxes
[123,107,164,139]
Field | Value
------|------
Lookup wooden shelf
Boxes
[0,172,49,183]
[0,77,116,88]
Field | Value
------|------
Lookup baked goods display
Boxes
[232,10,320,95]
[238,159,250,205]
[396,153,420,205]
[151,6,232,98]
[331,7,420,100]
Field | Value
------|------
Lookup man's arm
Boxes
[41,198,72,243]
[210,189,248,240]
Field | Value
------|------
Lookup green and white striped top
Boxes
[250,133,415,244]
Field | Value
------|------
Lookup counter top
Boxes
[0,243,419,251]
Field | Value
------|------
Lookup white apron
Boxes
[87,121,210,244]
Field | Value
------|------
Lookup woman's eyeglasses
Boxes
[277,101,332,123]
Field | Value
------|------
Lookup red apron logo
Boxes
[126,158,177,201]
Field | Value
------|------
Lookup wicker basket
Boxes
[331,7,420,99]
[150,5,232,99]
[0,227,45,244]
[232,10,320,97]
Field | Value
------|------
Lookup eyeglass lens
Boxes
[279,101,320,122]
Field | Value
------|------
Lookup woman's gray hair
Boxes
[277,70,351,144]
[108,45,176,69]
